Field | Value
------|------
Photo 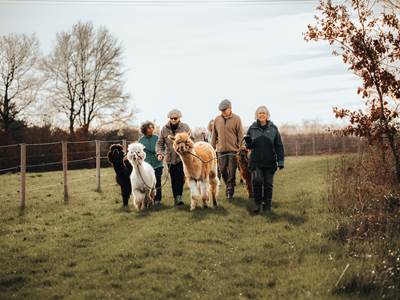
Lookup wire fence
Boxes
[0,135,363,209]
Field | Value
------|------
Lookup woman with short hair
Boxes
[139,121,164,205]
[156,109,190,206]
[244,105,284,213]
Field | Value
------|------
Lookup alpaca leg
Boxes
[133,195,139,210]
[209,171,219,207]
[200,180,210,208]
[133,190,143,211]
[150,188,156,206]
[189,180,200,211]
[139,194,145,210]
[247,181,253,198]
[146,190,155,208]
[121,185,130,207]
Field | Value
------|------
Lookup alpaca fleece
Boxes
[169,132,219,211]
[236,146,253,198]
[127,142,157,211]
[107,144,132,207]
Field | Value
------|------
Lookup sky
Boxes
[0,0,363,128]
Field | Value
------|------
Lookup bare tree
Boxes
[42,21,132,136]
[0,33,41,132]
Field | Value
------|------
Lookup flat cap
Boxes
[218,99,232,111]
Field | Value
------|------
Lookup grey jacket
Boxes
[156,122,190,165]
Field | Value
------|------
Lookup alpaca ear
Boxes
[126,150,133,162]
[168,135,175,141]
[107,151,114,163]
[187,129,192,137]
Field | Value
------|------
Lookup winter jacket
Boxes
[139,135,163,170]
[156,122,191,165]
[211,113,244,153]
[245,120,284,171]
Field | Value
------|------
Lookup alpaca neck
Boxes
[180,151,199,168]
[113,160,125,172]
[132,161,143,172]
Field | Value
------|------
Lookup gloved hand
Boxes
[243,135,252,144]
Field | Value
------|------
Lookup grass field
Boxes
[0,156,362,299]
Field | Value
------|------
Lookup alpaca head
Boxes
[108,144,125,164]
[127,142,146,164]
[168,130,194,154]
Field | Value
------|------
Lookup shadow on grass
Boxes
[263,210,307,226]
[112,203,171,218]
[190,205,229,220]
[230,197,304,225]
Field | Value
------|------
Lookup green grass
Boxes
[0,156,361,299]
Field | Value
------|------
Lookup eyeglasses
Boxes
[170,117,179,121]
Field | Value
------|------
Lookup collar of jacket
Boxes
[250,120,274,130]
[220,113,233,120]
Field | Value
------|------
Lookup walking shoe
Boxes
[174,195,184,206]
[226,187,234,200]
[253,202,264,214]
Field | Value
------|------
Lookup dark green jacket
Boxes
[139,135,163,170]
[245,121,284,171]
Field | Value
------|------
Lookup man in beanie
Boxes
[244,105,284,213]
[156,109,190,206]
[211,99,244,199]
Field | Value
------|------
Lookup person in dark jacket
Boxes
[139,121,164,205]
[244,105,284,213]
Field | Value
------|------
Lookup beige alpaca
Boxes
[169,131,219,211]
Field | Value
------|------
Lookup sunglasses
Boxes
[170,117,179,121]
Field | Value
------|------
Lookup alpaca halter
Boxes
[132,155,169,191]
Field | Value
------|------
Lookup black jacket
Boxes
[245,120,284,171]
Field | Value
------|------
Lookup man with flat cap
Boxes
[157,109,190,206]
[211,99,244,199]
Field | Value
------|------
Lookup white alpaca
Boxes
[126,142,157,210]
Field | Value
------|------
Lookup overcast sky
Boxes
[0,0,362,128]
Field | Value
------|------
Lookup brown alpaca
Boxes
[236,146,253,198]
[169,131,219,211]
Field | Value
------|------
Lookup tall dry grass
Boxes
[328,146,400,298]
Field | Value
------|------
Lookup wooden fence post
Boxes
[62,141,68,202]
[20,143,26,210]
[122,139,127,154]
[295,139,299,157]
[96,140,101,192]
